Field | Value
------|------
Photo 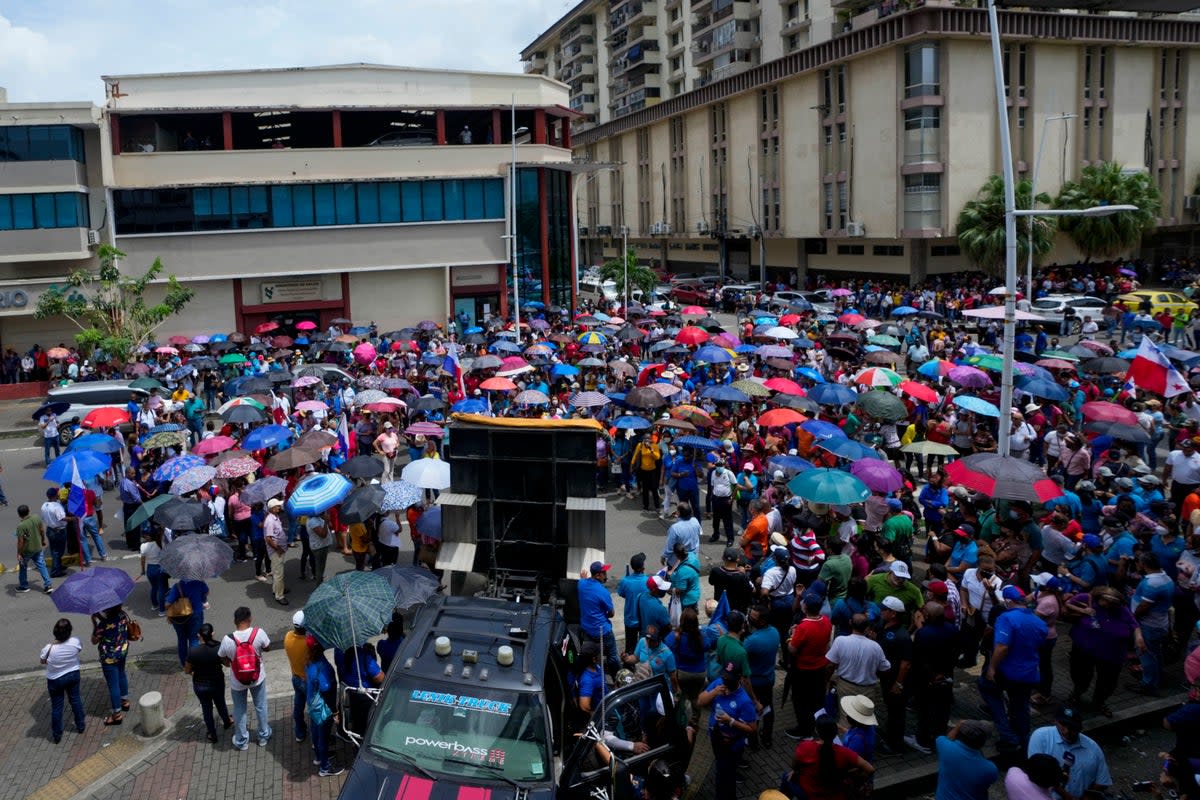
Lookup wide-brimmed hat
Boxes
[840,695,878,726]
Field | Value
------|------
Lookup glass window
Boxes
[194,188,212,216]
[55,193,78,227]
[484,179,505,219]
[421,182,443,222]
[270,186,293,227]
[10,195,33,229]
[463,179,485,219]
[0,125,85,162]
[313,185,336,226]
[904,43,940,98]
[211,187,230,217]
[292,185,314,227]
[903,106,940,164]
[401,182,423,222]
[230,187,250,215]
[443,180,465,221]
[903,173,941,229]
[0,196,9,229]
[379,182,402,223]
[335,183,356,225]
[357,184,380,224]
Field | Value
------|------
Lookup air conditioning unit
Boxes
[1185,195,1200,211]
[661,223,672,235]
[579,226,590,235]
[846,221,866,237]
[649,222,661,235]
[752,35,762,45]
[597,225,613,235]
[86,230,101,246]
[696,220,710,234]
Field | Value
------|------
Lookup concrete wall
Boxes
[849,49,899,238]
[1109,48,1156,170]
[141,279,238,338]
[0,161,87,191]
[0,312,83,356]
[945,40,1002,237]
[781,73,821,238]
[349,267,447,331]
[0,228,90,263]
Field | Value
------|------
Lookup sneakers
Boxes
[15,587,29,593]
[903,735,932,755]
[319,765,346,778]
[234,743,248,751]
[44,586,54,594]
[784,726,806,740]
[257,736,270,747]
[255,575,269,583]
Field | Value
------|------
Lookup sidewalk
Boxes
[0,394,43,437]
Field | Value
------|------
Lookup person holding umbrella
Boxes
[91,605,132,726]
[40,618,85,743]
[164,576,209,668]
[265,498,289,605]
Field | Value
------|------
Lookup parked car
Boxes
[46,380,149,443]
[1028,294,1108,333]
[1117,290,1198,318]
[670,282,712,306]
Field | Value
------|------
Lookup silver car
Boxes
[1029,294,1107,333]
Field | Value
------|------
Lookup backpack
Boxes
[231,628,262,684]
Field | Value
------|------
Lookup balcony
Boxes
[782,13,812,31]
[628,23,660,44]
[562,18,596,47]
[571,77,598,95]
[570,95,599,115]
[831,0,873,12]
[691,0,714,10]
[562,39,597,64]
[523,53,547,73]
[693,28,758,65]
[0,228,90,263]
[712,58,755,81]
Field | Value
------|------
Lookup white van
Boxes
[46,380,149,442]
[578,276,620,306]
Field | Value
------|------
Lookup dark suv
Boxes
[338,595,685,800]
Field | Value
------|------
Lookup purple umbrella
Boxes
[947,365,992,389]
[52,567,135,615]
[529,319,551,330]
[417,320,439,331]
[849,459,905,493]
[1119,267,1137,277]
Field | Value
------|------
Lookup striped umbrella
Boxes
[217,397,265,414]
[731,379,771,398]
[286,473,353,517]
[577,331,608,346]
[354,390,388,405]
[852,367,902,388]
[570,391,610,408]
[170,465,217,495]
[404,422,445,438]
[153,454,207,482]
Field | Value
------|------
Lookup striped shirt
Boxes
[789,529,826,570]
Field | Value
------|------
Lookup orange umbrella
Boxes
[82,407,130,428]
[669,405,714,427]
[757,408,807,427]
[480,377,517,391]
[47,347,70,359]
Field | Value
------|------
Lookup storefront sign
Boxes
[451,266,499,289]
[259,279,323,304]
[0,289,32,309]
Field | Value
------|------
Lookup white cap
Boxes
[881,596,906,613]
[292,610,305,627]
[889,561,911,579]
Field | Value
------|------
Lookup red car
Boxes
[670,282,711,306]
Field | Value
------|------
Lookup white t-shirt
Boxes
[1168,450,1200,485]
[40,501,66,530]
[41,637,83,680]
[140,540,162,566]
[826,633,890,684]
[306,516,333,550]
[218,627,270,689]
[378,517,402,549]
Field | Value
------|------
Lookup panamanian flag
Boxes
[1124,336,1190,398]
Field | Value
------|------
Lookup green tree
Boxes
[598,247,657,299]
[956,175,1056,276]
[35,244,194,362]
[1054,161,1160,261]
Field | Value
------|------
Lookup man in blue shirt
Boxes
[935,720,999,800]
[616,553,650,655]
[671,454,702,524]
[1103,516,1137,580]
[1028,706,1111,799]
[635,576,673,641]
[979,585,1047,750]
[698,661,758,799]
[577,561,619,675]
[669,542,702,610]
[663,502,701,567]
[1132,552,1175,693]
[743,605,781,748]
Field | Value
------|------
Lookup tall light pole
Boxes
[1026,112,1076,301]
[620,224,630,310]
[509,95,520,333]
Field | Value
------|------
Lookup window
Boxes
[0,126,86,162]
[931,244,960,257]
[669,117,687,235]
[710,102,728,231]
[903,106,940,164]
[903,173,941,230]
[823,183,833,231]
[758,87,781,232]
[836,244,864,255]
[904,43,939,98]
[873,245,904,256]
[836,65,846,113]
[837,181,848,230]
[113,179,503,234]
[0,191,88,230]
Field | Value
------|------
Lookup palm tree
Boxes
[1054,161,1160,261]
[598,248,657,299]
[956,175,1056,277]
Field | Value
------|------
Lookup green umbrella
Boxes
[219,353,249,365]
[731,379,771,398]
[1040,349,1080,362]
[901,441,959,457]
[129,377,165,391]
[124,495,175,531]
[303,571,396,655]
[964,353,1006,371]
[144,430,188,449]
[867,334,901,347]
[855,390,908,422]
[787,468,871,505]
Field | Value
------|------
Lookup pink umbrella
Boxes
[215,456,260,479]
[646,383,682,397]
[295,321,317,331]
[1078,340,1114,356]
[353,342,377,364]
[713,333,741,349]
[296,400,328,412]
[191,435,236,456]
[155,346,178,355]
[764,377,804,395]
[405,422,445,438]
[364,399,406,412]
[830,288,853,297]
[168,335,190,346]
[291,375,322,388]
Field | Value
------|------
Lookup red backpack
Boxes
[231,628,262,684]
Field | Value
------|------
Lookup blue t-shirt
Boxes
[635,593,672,636]
[577,577,614,637]
[633,639,677,677]
[993,607,1047,685]
[665,628,717,673]
[935,736,999,800]
[1132,572,1175,631]
[843,725,876,762]
[164,579,208,618]
[577,665,605,707]
[743,626,781,683]
[337,646,382,687]
[672,556,702,608]
[1070,552,1109,588]
[376,636,404,674]
[1151,534,1186,580]
[704,679,757,751]
[949,540,979,571]
[617,574,650,627]
[1105,531,1137,576]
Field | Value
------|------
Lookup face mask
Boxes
[669,450,677,456]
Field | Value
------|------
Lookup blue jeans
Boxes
[43,436,60,465]
[311,716,334,771]
[231,681,272,749]
[19,551,52,590]
[47,671,85,740]
[291,674,309,742]
[101,657,128,715]
[46,528,67,575]
[174,615,201,667]
[977,674,1034,748]
[1140,625,1169,689]
[79,516,105,563]
[193,683,231,738]
[146,564,168,612]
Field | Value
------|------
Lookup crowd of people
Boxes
[18,258,1200,798]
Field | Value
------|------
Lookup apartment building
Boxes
[521,0,1200,283]
[0,65,576,352]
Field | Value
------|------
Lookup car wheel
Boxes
[59,425,75,446]
[1070,320,1082,336]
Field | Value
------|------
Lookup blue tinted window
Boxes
[313,185,335,225]
[248,186,268,213]
[55,194,77,227]
[379,182,402,222]
[443,180,464,221]
[463,180,485,220]
[292,185,314,226]
[34,194,56,228]
[11,195,34,229]
[357,184,379,223]
[484,179,505,219]
[230,187,250,215]
[211,187,230,216]
[334,183,356,225]
[0,126,85,162]
[270,186,293,226]
[401,182,422,222]
[193,188,212,216]
[421,182,443,222]
[0,196,9,228]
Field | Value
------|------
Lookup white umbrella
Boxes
[401,458,451,490]
[760,326,798,340]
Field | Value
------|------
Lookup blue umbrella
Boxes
[32,400,71,420]
[674,435,723,450]
[766,455,814,477]
[754,316,778,326]
[415,506,442,540]
[788,298,814,311]
[650,340,676,353]
[735,345,758,354]
[800,419,846,440]
[349,326,370,335]
[67,433,123,454]
[701,385,752,403]
[51,567,135,615]
[242,424,294,451]
[808,384,857,406]
[170,364,194,381]
[953,395,1001,418]
[451,399,489,414]
[792,338,814,349]
[44,450,111,483]
[787,468,871,505]
[795,367,825,384]
[147,423,184,434]
[614,414,651,430]
[891,306,919,316]
[1116,349,1138,359]
[464,326,483,335]
[286,472,353,517]
[1016,376,1069,402]
[210,333,228,342]
[815,314,838,324]
[552,364,580,377]
[917,360,948,379]
[694,345,733,364]
[153,454,206,482]
[489,340,521,353]
[817,437,883,461]
[295,336,310,345]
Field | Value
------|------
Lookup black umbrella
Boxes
[1085,421,1151,443]
[325,341,350,353]
[461,333,486,345]
[339,484,386,524]
[339,455,385,480]
[1082,357,1131,375]
[625,387,668,409]
[159,536,234,580]
[222,405,266,424]
[613,326,644,341]
[189,357,219,370]
[152,498,214,531]
[238,377,273,394]
[414,396,447,412]
[240,476,288,506]
[209,341,237,352]
[373,565,441,609]
[32,401,71,420]
[269,371,294,384]
[698,317,724,331]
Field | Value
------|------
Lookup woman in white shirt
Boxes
[41,618,86,743]
[376,511,403,567]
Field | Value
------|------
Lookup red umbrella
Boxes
[255,321,279,334]
[480,377,517,391]
[838,313,865,326]
[295,321,317,331]
[945,454,1062,503]
[272,335,293,348]
[82,407,130,429]
[757,408,807,427]
[390,340,418,352]
[763,377,804,395]
[680,305,706,316]
[1081,401,1137,425]
[168,335,190,346]
[778,314,802,325]
[191,435,237,456]
[675,327,709,346]
[364,399,406,412]
[899,380,939,404]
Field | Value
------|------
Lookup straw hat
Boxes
[840,695,878,726]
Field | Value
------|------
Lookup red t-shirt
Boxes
[788,615,833,670]
[791,740,860,800]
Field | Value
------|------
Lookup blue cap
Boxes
[886,498,903,511]
[1002,585,1026,602]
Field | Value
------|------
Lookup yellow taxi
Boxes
[1117,290,1197,317]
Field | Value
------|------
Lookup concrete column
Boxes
[139,691,164,736]
[909,240,928,286]
[795,239,809,288]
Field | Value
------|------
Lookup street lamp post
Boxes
[620,224,630,310]
[1026,112,1076,301]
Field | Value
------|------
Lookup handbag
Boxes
[167,595,194,625]
[127,619,143,641]
[308,688,333,726]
